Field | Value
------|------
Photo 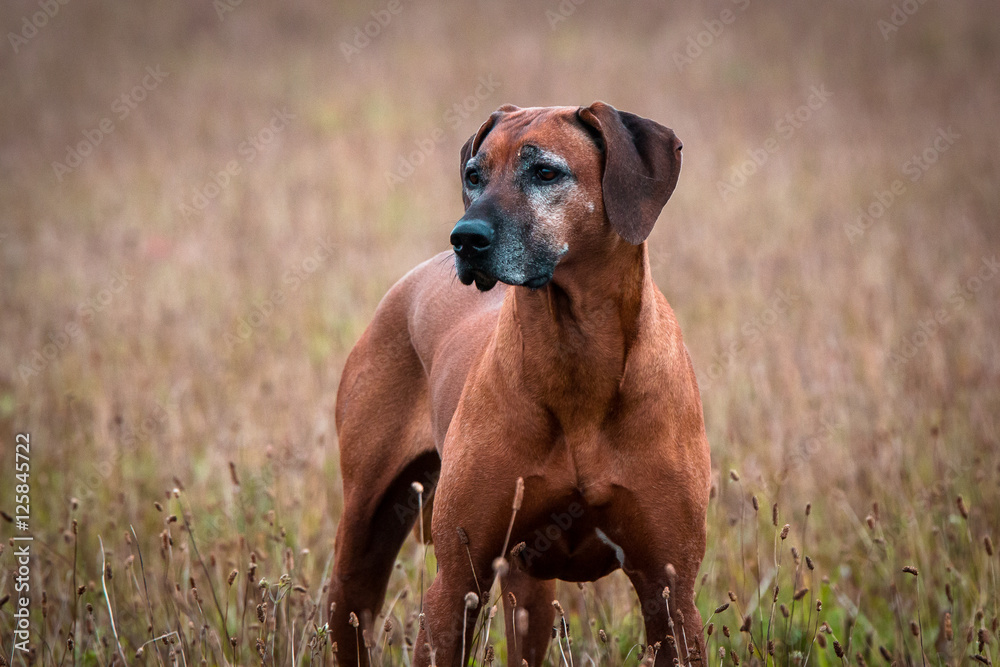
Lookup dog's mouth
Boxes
[456,266,498,291]
[521,274,551,290]
[472,271,498,291]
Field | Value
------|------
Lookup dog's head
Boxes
[451,102,682,291]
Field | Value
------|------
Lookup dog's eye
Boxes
[535,166,558,182]
[465,169,480,186]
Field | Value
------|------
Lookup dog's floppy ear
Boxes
[460,104,520,209]
[577,101,682,244]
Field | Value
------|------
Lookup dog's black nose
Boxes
[450,219,494,259]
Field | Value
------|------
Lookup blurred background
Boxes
[1,0,998,664]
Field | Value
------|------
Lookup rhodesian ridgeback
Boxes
[329,102,711,667]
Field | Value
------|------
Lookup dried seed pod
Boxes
[956,496,969,519]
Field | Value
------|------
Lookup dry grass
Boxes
[1,1,998,665]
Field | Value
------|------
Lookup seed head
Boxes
[728,590,737,602]
[227,570,238,586]
[772,503,779,527]
[256,603,266,624]
[723,625,731,638]
[780,524,790,540]
[865,515,876,530]
[985,536,995,557]
[714,602,730,614]
[599,629,608,644]
[457,527,469,545]
[833,641,844,658]
[552,600,565,616]
[348,612,359,628]
[806,555,815,570]
[752,496,759,511]
[793,588,809,601]
[730,470,740,482]
[512,477,524,510]
[943,612,953,641]
[956,496,969,519]
[878,646,892,662]
[465,592,479,610]
[902,565,919,577]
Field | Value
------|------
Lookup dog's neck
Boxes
[497,241,653,417]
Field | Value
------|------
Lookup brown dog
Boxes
[328,102,711,667]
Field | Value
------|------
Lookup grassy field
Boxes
[1,0,998,665]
